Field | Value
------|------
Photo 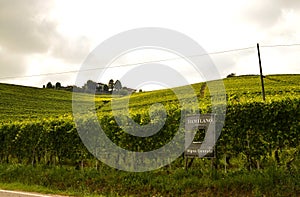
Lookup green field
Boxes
[0,74,299,196]
[1,74,299,122]
[0,84,111,122]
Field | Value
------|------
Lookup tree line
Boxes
[43,79,138,95]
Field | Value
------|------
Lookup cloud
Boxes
[0,0,299,88]
[50,36,91,64]
[0,49,27,77]
[0,0,90,84]
[0,0,57,54]
[239,0,300,28]
[279,0,300,9]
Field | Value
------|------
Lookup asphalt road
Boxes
[0,190,68,197]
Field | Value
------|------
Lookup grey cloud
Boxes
[241,0,300,28]
[0,0,91,60]
[50,36,91,64]
[0,0,57,54]
[242,1,282,28]
[0,0,91,84]
[279,0,300,9]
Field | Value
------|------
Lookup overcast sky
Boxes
[0,0,300,90]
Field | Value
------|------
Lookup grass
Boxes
[0,163,299,196]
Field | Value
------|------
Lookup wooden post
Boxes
[257,43,266,101]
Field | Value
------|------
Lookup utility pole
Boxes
[257,43,266,101]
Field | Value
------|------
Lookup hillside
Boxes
[0,74,299,196]
[100,74,300,114]
[0,74,299,122]
[0,84,111,122]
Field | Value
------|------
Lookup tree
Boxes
[86,80,97,91]
[46,82,53,89]
[55,82,61,89]
[82,80,97,93]
[227,73,236,78]
[114,80,122,91]
[103,84,109,92]
[108,79,114,92]
[96,84,103,92]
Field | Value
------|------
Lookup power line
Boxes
[0,46,256,80]
[260,43,300,48]
[0,70,82,80]
[200,46,255,55]
[0,43,299,80]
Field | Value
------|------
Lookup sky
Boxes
[0,0,300,90]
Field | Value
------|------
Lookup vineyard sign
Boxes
[184,114,216,158]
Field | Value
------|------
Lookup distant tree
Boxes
[87,80,97,90]
[103,84,109,92]
[72,85,83,92]
[83,80,97,93]
[46,82,53,89]
[139,89,142,93]
[96,84,103,92]
[55,82,61,89]
[43,85,45,88]
[227,73,236,78]
[114,80,122,91]
[108,79,114,92]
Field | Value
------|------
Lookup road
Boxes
[0,190,69,197]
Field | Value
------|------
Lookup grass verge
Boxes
[0,164,299,196]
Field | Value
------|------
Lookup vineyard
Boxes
[0,74,299,121]
[0,74,299,196]
[0,83,111,122]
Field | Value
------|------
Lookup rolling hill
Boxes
[0,74,299,196]
[0,74,299,122]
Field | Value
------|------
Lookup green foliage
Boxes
[0,98,298,170]
[0,74,299,166]
[218,98,300,170]
[0,117,91,165]
[0,74,299,196]
[0,164,299,196]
